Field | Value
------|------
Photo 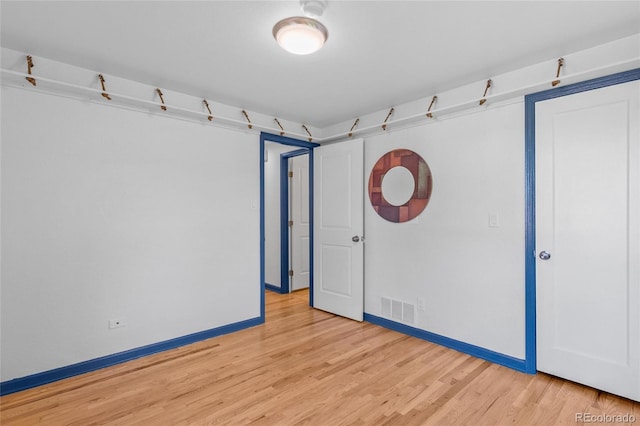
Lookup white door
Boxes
[314,139,364,321]
[536,80,639,401]
[290,155,310,291]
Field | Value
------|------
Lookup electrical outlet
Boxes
[108,318,126,329]
[417,298,426,312]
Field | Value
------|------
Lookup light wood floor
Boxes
[1,289,638,425]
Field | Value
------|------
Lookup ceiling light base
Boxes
[300,0,328,18]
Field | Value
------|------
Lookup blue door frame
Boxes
[260,132,319,319]
[523,68,640,373]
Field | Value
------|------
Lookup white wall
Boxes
[347,34,638,360]
[364,100,525,358]
[1,86,260,381]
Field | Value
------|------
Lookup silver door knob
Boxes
[352,236,360,243]
[539,251,551,260]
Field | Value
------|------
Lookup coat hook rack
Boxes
[274,118,285,136]
[551,58,565,87]
[382,108,394,130]
[7,50,633,143]
[25,55,36,86]
[242,110,252,129]
[302,124,313,142]
[156,89,167,111]
[426,96,438,118]
[98,74,111,100]
[348,118,360,137]
[479,79,492,105]
[203,99,213,121]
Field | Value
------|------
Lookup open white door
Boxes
[313,139,364,321]
[536,80,639,401]
[290,155,310,291]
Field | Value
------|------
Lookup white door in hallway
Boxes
[536,80,640,401]
[290,154,310,291]
[314,139,364,321]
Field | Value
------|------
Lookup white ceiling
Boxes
[1,1,639,127]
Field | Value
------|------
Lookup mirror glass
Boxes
[381,166,415,206]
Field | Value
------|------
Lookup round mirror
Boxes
[381,166,415,206]
[368,149,433,223]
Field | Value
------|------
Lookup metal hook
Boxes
[551,58,565,87]
[98,74,111,100]
[302,124,313,142]
[203,99,213,121]
[382,108,394,130]
[25,55,36,86]
[479,79,492,105]
[426,96,438,118]
[274,118,285,136]
[156,89,167,111]
[348,118,360,137]
[242,110,252,129]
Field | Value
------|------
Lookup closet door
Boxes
[536,80,639,401]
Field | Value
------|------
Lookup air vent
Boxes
[392,300,403,321]
[402,302,415,324]
[381,297,415,324]
[381,297,391,316]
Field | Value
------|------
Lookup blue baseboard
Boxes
[0,316,263,396]
[265,283,287,294]
[364,313,529,373]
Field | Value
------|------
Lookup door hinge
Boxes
[289,270,294,277]
[288,220,293,227]
[288,171,293,178]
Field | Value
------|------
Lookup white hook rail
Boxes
[0,68,312,141]
[319,57,640,143]
[2,55,639,143]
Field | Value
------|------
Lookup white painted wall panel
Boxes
[364,102,526,358]
[1,86,260,381]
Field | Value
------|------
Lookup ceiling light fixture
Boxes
[273,0,328,55]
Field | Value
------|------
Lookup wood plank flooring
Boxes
[1,289,638,425]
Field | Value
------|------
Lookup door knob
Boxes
[352,236,360,243]
[539,251,551,260]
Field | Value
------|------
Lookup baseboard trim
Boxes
[265,283,287,294]
[0,316,263,396]
[364,313,528,373]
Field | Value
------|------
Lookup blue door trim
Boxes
[523,68,640,374]
[260,133,319,311]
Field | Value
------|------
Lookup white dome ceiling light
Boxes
[273,0,328,55]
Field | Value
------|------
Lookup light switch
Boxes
[489,213,499,228]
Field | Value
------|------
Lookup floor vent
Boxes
[391,300,403,321]
[381,297,391,317]
[403,302,415,324]
[381,297,415,324]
